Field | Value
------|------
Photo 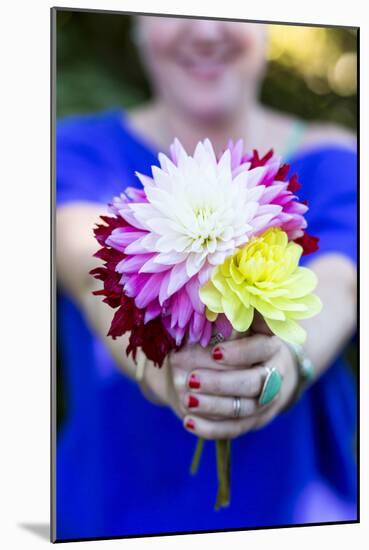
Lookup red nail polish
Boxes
[188,374,200,389]
[186,419,195,430]
[212,346,223,360]
[188,395,199,408]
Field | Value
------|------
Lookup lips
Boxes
[186,59,226,80]
[176,47,238,81]
[187,63,225,80]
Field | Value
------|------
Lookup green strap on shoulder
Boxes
[281,120,307,161]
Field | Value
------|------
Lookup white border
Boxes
[1,0,367,548]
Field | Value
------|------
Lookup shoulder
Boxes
[289,125,357,204]
[56,110,124,184]
[281,117,357,177]
[291,122,357,172]
[299,121,356,153]
[259,107,356,158]
[56,109,131,180]
[56,109,148,205]
[57,109,122,148]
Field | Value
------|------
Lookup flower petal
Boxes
[199,281,223,313]
[265,317,306,345]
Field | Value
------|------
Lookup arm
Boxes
[301,253,357,376]
[56,203,173,404]
[56,203,132,370]
[252,252,357,377]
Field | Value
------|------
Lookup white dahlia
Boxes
[117,139,280,288]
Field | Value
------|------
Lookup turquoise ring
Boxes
[258,367,282,406]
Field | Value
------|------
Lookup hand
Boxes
[142,331,299,439]
[141,342,230,418]
[178,334,298,439]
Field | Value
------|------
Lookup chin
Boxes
[181,97,238,124]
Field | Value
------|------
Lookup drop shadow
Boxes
[18,522,50,541]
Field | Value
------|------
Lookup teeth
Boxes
[190,58,222,66]
[194,62,221,69]
[186,60,224,76]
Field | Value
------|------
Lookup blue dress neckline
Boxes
[110,107,355,168]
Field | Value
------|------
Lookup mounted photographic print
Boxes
[51,7,359,543]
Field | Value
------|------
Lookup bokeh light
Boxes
[268,25,357,98]
[329,52,357,96]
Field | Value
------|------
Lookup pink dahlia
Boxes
[228,140,317,244]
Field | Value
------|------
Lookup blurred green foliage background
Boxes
[56,10,357,129]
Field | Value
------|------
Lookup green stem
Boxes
[215,439,231,510]
[190,437,204,475]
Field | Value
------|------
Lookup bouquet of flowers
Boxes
[91,138,322,509]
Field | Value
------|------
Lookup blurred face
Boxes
[136,17,267,122]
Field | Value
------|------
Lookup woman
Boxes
[56,17,357,540]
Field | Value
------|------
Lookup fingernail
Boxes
[188,373,200,389]
[188,395,199,408]
[185,419,195,430]
[212,346,224,361]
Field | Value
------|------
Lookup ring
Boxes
[258,367,282,406]
[210,332,225,346]
[233,396,241,418]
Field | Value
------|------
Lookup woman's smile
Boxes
[176,45,241,82]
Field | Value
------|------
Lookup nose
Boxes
[190,20,224,45]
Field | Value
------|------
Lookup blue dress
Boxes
[56,109,357,541]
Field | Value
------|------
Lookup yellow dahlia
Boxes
[199,228,322,345]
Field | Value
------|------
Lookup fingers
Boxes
[186,366,267,398]
[182,388,281,438]
[169,333,281,374]
[211,334,281,368]
[183,391,274,419]
[182,391,281,439]
[183,414,257,440]
[168,335,285,424]
[170,365,192,417]
[169,344,226,372]
[251,398,280,430]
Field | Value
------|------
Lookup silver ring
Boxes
[233,396,241,418]
[210,332,225,346]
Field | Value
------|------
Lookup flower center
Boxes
[193,205,214,224]
[190,205,219,249]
